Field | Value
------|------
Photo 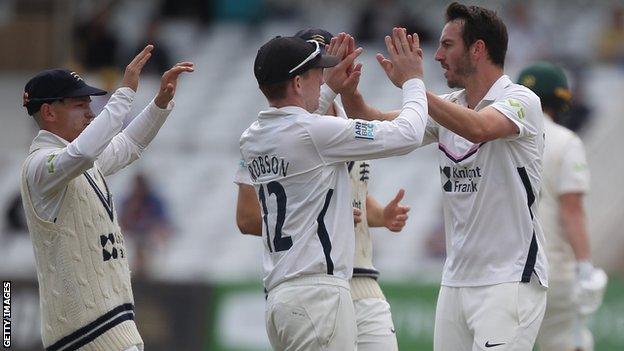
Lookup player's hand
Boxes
[154,62,195,109]
[324,33,363,95]
[573,262,608,316]
[383,189,410,232]
[330,34,363,96]
[122,44,153,92]
[376,28,424,88]
[323,33,348,91]
[353,207,362,226]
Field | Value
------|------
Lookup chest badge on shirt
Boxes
[100,232,125,261]
[440,166,482,193]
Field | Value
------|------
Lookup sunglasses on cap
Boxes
[289,40,321,74]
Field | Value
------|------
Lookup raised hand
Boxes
[122,45,154,91]
[383,189,410,232]
[154,62,195,108]
[326,33,350,59]
[324,33,363,94]
[376,28,424,88]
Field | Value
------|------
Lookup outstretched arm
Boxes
[425,92,519,143]
[307,28,429,163]
[342,90,400,121]
[28,46,153,196]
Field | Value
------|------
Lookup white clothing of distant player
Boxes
[538,116,590,281]
[536,116,593,351]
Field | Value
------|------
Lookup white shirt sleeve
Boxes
[303,78,428,164]
[233,158,253,185]
[557,135,590,194]
[97,99,174,176]
[27,87,135,196]
[489,87,541,140]
[314,84,338,115]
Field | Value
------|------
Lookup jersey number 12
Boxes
[259,181,293,252]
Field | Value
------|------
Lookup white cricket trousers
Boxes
[265,274,357,351]
[535,280,593,351]
[354,298,398,351]
[434,278,547,351]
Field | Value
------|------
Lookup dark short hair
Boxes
[445,2,508,68]
[259,69,317,101]
[259,81,290,101]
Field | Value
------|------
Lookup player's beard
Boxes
[446,51,476,89]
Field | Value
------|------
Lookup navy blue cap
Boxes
[254,36,339,85]
[23,69,107,115]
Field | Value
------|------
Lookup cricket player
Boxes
[20,45,193,351]
[236,29,405,350]
[338,3,549,350]
[239,29,427,350]
[517,62,607,351]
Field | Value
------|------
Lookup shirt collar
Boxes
[453,75,513,108]
[481,75,513,103]
[29,130,69,153]
[258,105,310,118]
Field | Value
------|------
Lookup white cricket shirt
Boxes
[424,75,548,287]
[239,78,428,291]
[234,100,379,278]
[538,115,590,282]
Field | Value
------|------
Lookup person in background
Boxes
[517,62,608,351]
[120,173,173,277]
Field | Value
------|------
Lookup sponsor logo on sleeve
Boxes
[506,98,525,119]
[354,121,375,140]
[46,154,57,174]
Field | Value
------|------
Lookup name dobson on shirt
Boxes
[247,155,290,182]
[440,166,482,193]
